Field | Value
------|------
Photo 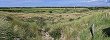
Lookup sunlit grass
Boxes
[0,8,110,40]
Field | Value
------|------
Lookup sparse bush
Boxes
[49,11,53,13]
[50,28,62,40]
[69,18,74,21]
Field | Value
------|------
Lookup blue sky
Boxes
[0,0,110,7]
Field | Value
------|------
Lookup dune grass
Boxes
[0,8,110,40]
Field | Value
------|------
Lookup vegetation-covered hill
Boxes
[0,7,110,40]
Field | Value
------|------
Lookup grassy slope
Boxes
[0,8,110,40]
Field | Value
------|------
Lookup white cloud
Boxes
[89,0,98,2]
[82,0,99,2]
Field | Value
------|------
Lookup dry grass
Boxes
[0,8,110,40]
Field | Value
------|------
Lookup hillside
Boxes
[0,8,110,40]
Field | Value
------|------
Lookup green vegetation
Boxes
[1,7,109,13]
[0,7,110,40]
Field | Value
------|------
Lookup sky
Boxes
[0,0,110,7]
